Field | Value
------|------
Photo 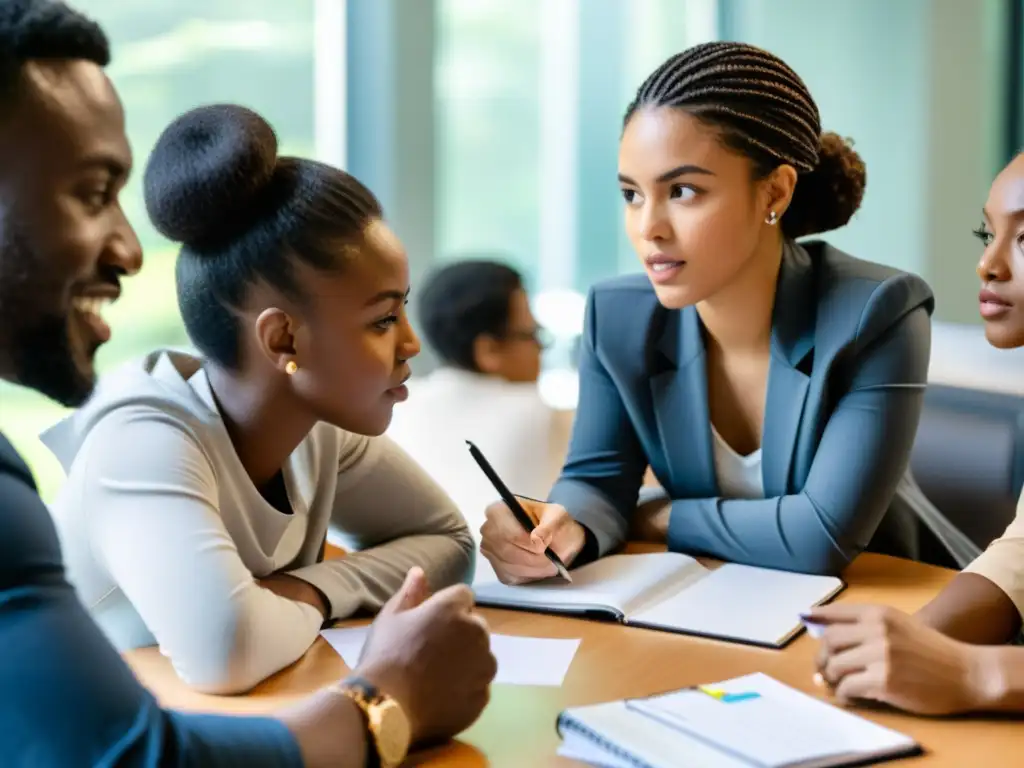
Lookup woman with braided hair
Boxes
[479,42,935,581]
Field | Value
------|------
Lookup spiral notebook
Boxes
[473,553,844,648]
[556,672,922,768]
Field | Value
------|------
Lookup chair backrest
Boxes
[927,321,1024,398]
[911,384,1024,561]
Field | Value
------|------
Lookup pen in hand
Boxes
[466,440,573,583]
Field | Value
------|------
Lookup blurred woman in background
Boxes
[387,259,572,582]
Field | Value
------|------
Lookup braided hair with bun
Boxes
[625,42,866,239]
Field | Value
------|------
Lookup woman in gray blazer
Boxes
[479,42,934,580]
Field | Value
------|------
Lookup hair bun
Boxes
[143,104,278,248]
[782,132,866,239]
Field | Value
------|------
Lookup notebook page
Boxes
[559,699,748,768]
[627,563,841,645]
[628,673,916,768]
[557,735,635,768]
[474,552,703,617]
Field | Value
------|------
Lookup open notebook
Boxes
[557,672,922,768]
[473,553,843,648]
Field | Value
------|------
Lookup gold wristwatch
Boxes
[337,676,411,768]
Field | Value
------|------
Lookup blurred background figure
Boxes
[387,259,573,582]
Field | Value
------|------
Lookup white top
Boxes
[41,351,473,694]
[386,367,572,582]
[710,426,764,500]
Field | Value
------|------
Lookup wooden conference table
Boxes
[125,547,1024,767]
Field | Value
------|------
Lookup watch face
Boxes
[371,698,412,767]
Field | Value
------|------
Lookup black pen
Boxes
[466,440,573,583]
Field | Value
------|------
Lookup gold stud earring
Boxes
[285,360,298,375]
[765,210,778,226]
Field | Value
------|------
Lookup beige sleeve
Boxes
[287,433,474,619]
[963,490,1024,618]
[70,407,324,694]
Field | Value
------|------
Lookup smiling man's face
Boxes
[0,58,141,406]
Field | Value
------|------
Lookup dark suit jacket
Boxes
[549,241,935,575]
[0,431,302,766]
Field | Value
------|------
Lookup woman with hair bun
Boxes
[43,104,475,694]
[480,42,935,582]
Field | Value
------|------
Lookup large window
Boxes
[426,0,714,401]
[434,0,542,284]
[0,0,316,500]
[431,0,713,300]
[3,0,1016,496]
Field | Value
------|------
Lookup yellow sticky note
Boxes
[698,686,726,699]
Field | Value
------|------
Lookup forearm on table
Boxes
[289,534,473,620]
[665,495,850,576]
[108,567,326,693]
[574,486,851,575]
[258,573,330,619]
[172,592,324,695]
[917,572,1022,645]
[277,687,367,768]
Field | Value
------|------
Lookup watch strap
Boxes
[343,675,383,704]
[339,677,383,768]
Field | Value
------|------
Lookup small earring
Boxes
[765,211,778,226]
[285,360,298,375]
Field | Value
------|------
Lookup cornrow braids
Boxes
[625,41,867,239]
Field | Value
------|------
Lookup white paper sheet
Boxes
[321,625,373,668]
[320,627,581,687]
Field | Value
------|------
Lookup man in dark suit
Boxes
[0,2,494,766]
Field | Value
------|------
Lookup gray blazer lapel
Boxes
[761,242,815,496]
[649,306,718,498]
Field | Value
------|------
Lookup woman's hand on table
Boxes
[806,603,993,715]
[479,498,585,585]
